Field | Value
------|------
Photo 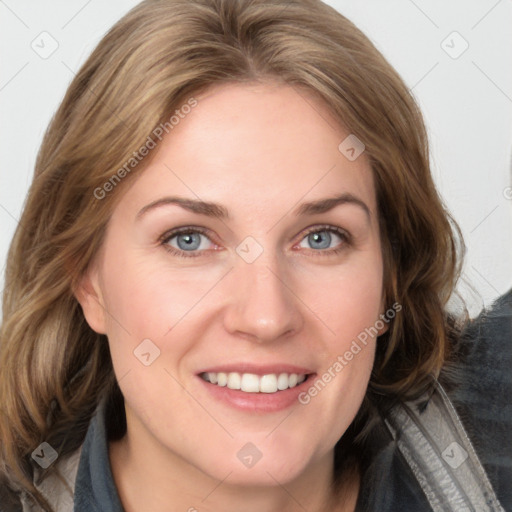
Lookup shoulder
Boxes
[443,289,512,509]
[6,446,83,512]
[32,446,83,512]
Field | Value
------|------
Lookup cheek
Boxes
[100,249,213,339]
[98,248,230,391]
[299,254,384,349]
[292,252,382,446]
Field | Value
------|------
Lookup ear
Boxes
[73,264,108,335]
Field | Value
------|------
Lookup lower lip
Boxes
[197,375,315,413]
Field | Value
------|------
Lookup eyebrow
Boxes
[136,193,371,221]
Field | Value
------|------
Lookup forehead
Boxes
[117,82,377,218]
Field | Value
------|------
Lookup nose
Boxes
[222,251,304,344]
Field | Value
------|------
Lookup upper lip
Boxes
[196,363,315,376]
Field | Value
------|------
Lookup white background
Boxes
[1,0,511,318]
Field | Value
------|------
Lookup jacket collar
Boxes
[72,395,124,512]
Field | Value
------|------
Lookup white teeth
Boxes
[260,374,278,393]
[241,373,260,392]
[217,372,227,387]
[201,371,308,393]
[277,373,289,390]
[227,372,241,390]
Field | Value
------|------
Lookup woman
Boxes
[0,0,509,510]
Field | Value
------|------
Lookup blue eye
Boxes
[304,230,334,250]
[174,232,202,251]
[298,226,349,254]
[161,227,213,257]
[160,225,350,259]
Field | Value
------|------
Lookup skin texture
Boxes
[76,82,387,512]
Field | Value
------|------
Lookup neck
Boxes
[109,429,360,512]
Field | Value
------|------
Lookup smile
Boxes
[200,372,308,393]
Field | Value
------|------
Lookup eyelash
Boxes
[159,225,351,259]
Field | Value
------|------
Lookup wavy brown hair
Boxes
[0,0,464,509]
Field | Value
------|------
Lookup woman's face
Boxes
[79,82,386,486]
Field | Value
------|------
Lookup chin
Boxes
[214,459,308,487]
[192,441,315,487]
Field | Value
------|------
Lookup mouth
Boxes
[196,364,315,413]
[199,371,309,393]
